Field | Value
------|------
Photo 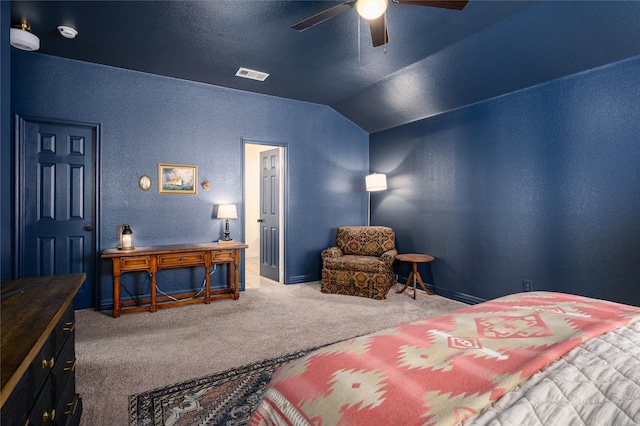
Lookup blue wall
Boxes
[371,55,640,306]
[0,3,11,280]
[9,52,368,309]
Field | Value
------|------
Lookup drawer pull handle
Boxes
[42,357,55,369]
[179,257,186,261]
[64,358,77,372]
[65,399,79,416]
[63,321,75,332]
[42,409,55,422]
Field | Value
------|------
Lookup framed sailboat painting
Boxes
[158,164,198,194]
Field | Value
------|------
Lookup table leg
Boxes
[150,257,157,312]
[412,262,418,299]
[150,272,157,312]
[396,271,411,294]
[112,262,121,318]
[232,261,239,300]
[414,270,433,296]
[204,265,211,304]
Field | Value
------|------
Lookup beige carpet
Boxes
[75,281,467,425]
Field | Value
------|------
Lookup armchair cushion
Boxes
[336,226,395,257]
[323,254,394,274]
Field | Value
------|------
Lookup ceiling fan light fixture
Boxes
[356,0,388,20]
[10,22,40,51]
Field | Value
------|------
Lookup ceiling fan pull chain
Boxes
[384,9,388,54]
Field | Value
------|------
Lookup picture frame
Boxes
[158,164,197,194]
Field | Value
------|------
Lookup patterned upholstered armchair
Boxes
[321,226,397,300]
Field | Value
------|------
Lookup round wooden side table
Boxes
[395,253,435,299]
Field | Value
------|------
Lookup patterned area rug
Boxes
[129,345,326,426]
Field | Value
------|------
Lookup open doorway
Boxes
[243,141,286,288]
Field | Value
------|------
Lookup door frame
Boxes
[14,115,102,308]
[242,138,288,284]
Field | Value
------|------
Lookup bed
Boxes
[249,291,640,425]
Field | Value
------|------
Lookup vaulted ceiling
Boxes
[10,1,640,133]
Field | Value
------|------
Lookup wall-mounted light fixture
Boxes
[10,22,40,51]
[217,204,238,244]
[365,173,387,226]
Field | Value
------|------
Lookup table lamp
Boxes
[119,224,134,250]
[217,204,238,244]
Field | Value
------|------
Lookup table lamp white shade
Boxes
[217,204,238,219]
[217,204,237,242]
[366,173,387,192]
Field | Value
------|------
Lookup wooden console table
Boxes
[101,242,248,318]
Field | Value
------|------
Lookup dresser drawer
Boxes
[120,256,151,271]
[54,304,75,355]
[52,336,76,396]
[30,334,56,398]
[56,391,82,426]
[157,252,205,268]
[54,343,79,426]
[28,376,55,425]
[211,250,234,263]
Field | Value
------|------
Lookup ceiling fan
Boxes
[292,0,469,47]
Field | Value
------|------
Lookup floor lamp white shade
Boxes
[366,173,387,226]
[366,173,387,192]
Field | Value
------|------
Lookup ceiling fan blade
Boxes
[292,1,357,31]
[369,15,389,47]
[394,0,469,10]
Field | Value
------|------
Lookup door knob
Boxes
[257,219,264,223]
[83,225,94,231]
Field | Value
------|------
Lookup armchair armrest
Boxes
[380,249,398,266]
[322,246,343,258]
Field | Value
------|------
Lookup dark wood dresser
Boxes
[1,273,85,426]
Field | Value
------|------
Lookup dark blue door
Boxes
[18,118,97,309]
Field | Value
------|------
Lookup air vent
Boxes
[235,67,269,82]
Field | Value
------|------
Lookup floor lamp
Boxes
[365,173,387,226]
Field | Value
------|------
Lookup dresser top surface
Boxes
[1,273,85,406]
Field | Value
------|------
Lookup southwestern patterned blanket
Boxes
[249,291,640,425]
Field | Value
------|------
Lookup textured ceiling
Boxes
[9,1,640,133]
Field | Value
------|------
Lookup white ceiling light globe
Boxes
[356,0,388,20]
